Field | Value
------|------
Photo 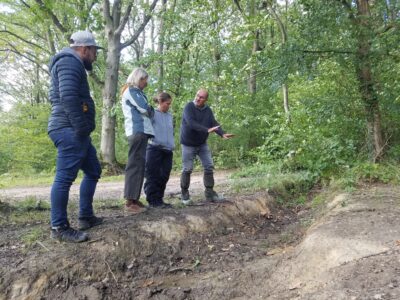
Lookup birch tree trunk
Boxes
[267,1,290,122]
[248,0,258,96]
[157,0,167,92]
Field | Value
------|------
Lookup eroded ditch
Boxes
[0,191,309,300]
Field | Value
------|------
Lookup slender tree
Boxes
[101,0,159,171]
[338,0,384,161]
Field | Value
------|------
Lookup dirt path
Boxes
[0,171,232,203]
[1,183,400,299]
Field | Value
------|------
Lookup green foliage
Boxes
[0,104,54,174]
[231,161,284,179]
[331,163,400,190]
[1,0,400,184]
[231,162,317,207]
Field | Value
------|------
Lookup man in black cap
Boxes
[47,31,103,242]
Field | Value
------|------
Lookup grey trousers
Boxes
[181,143,214,173]
[124,133,149,200]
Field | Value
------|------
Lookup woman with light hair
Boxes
[121,68,154,214]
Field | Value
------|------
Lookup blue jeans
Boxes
[144,145,173,205]
[49,128,101,227]
[181,143,214,173]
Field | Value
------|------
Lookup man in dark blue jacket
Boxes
[180,89,234,204]
[48,31,103,242]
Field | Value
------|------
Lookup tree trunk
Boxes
[267,2,290,122]
[157,0,167,92]
[212,0,222,99]
[101,29,121,167]
[248,0,258,96]
[355,0,384,161]
[100,0,159,172]
[282,83,290,122]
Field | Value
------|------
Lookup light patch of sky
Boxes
[0,4,16,111]
[0,3,14,13]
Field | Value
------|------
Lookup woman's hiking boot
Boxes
[125,199,147,214]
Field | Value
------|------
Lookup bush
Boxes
[231,162,318,207]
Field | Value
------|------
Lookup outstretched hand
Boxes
[222,133,235,139]
[208,125,220,133]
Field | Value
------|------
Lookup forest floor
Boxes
[1,172,400,300]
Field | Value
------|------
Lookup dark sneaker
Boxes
[149,202,173,209]
[181,190,191,205]
[51,225,89,243]
[78,216,103,230]
[205,189,224,202]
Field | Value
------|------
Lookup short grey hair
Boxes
[126,68,148,87]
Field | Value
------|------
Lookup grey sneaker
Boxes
[78,216,103,230]
[51,225,89,243]
[205,189,224,202]
[181,190,191,205]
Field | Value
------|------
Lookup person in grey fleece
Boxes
[144,92,175,208]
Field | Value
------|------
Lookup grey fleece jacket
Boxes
[149,109,175,151]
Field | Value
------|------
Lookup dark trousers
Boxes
[49,127,101,227]
[144,145,173,205]
[124,133,149,200]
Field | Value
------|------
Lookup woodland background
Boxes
[0,0,400,186]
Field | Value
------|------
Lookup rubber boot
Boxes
[204,172,222,202]
[180,171,191,204]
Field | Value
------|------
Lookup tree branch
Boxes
[103,0,112,24]
[0,30,48,53]
[88,71,105,86]
[337,0,355,20]
[375,23,398,36]
[34,0,67,33]
[19,0,31,9]
[111,0,122,25]
[233,0,243,14]
[300,49,355,54]
[82,0,101,26]
[120,0,159,50]
[3,46,49,75]
[116,1,134,35]
[264,3,287,43]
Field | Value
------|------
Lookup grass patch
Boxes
[231,162,318,207]
[14,197,50,212]
[94,198,126,210]
[0,171,126,189]
[4,210,49,225]
[0,197,51,225]
[21,227,46,247]
[0,172,59,188]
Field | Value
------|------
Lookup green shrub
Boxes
[231,162,318,207]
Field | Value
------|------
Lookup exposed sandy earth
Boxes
[1,177,400,299]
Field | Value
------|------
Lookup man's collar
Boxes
[193,100,207,110]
